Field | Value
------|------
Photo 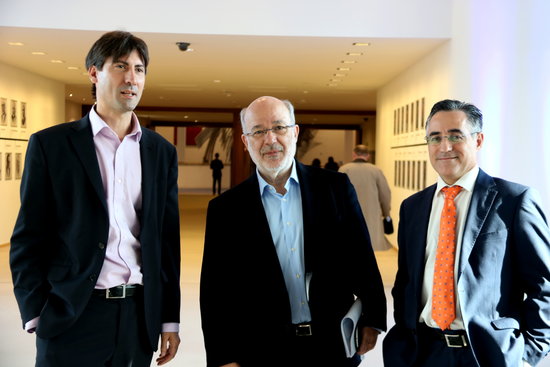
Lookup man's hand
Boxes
[357,326,380,355]
[220,364,240,367]
[156,332,180,365]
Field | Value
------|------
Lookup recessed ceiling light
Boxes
[346,52,363,56]
[213,80,221,83]
[69,93,73,97]
[184,115,189,119]
[50,59,65,64]
[337,67,351,71]
[31,51,46,55]
[341,60,357,64]
[353,42,371,46]
[8,42,24,46]
[333,73,347,77]
[194,120,199,123]
[303,91,309,94]
[67,66,79,70]
[327,83,338,87]
[330,79,341,82]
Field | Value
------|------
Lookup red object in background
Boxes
[186,126,202,146]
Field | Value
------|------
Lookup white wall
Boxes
[376,0,550,249]
[449,0,550,214]
[1,0,451,39]
[376,41,452,247]
[299,129,356,168]
[0,62,65,245]
[156,126,232,191]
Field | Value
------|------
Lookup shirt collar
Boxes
[436,165,479,194]
[257,160,300,195]
[89,105,142,141]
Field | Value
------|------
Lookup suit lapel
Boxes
[409,185,436,280]
[458,169,497,276]
[295,161,316,272]
[140,129,156,228]
[68,116,107,212]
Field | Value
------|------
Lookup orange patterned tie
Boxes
[432,185,462,330]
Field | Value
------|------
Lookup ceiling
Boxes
[0,26,447,125]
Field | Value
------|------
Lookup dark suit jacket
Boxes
[200,161,387,366]
[9,115,181,350]
[383,169,550,366]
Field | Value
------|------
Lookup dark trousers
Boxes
[414,325,477,367]
[240,328,358,367]
[36,290,153,367]
[212,175,221,195]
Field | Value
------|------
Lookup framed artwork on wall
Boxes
[5,152,12,180]
[10,100,17,128]
[1,98,7,126]
[15,152,22,180]
[20,102,27,129]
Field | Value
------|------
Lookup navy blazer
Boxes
[383,169,550,366]
[9,115,181,350]
[200,161,387,366]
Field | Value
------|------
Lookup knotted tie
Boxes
[432,185,462,330]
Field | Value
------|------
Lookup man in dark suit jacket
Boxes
[9,31,181,367]
[200,96,387,367]
[383,99,550,367]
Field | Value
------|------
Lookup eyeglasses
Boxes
[243,124,297,139]
[425,132,480,145]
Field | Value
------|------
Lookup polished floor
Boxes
[1,194,546,366]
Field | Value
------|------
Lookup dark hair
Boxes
[425,99,483,133]
[85,31,149,99]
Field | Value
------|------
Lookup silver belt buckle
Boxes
[296,324,312,336]
[444,334,468,348]
[106,285,126,299]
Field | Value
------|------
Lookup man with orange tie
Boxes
[383,99,550,367]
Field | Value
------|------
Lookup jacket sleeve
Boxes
[514,188,550,365]
[10,134,54,327]
[160,145,181,324]
[199,198,243,366]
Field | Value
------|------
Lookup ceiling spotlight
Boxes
[176,42,191,51]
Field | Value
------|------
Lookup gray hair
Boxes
[240,98,296,132]
[425,99,483,133]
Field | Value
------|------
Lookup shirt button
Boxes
[287,222,291,226]
[296,274,301,279]
[117,178,122,183]
[98,242,105,249]
[291,248,296,252]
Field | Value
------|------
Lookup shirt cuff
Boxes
[161,322,179,333]
[25,317,40,333]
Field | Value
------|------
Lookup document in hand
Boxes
[341,298,362,358]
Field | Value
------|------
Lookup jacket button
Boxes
[89,275,96,282]
[98,242,105,249]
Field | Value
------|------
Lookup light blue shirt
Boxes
[257,163,311,324]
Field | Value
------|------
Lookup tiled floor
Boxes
[2,194,547,366]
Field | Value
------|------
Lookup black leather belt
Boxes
[92,284,141,299]
[419,324,468,348]
[291,323,313,337]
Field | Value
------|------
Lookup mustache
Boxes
[260,144,284,154]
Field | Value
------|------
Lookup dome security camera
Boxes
[176,42,190,51]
